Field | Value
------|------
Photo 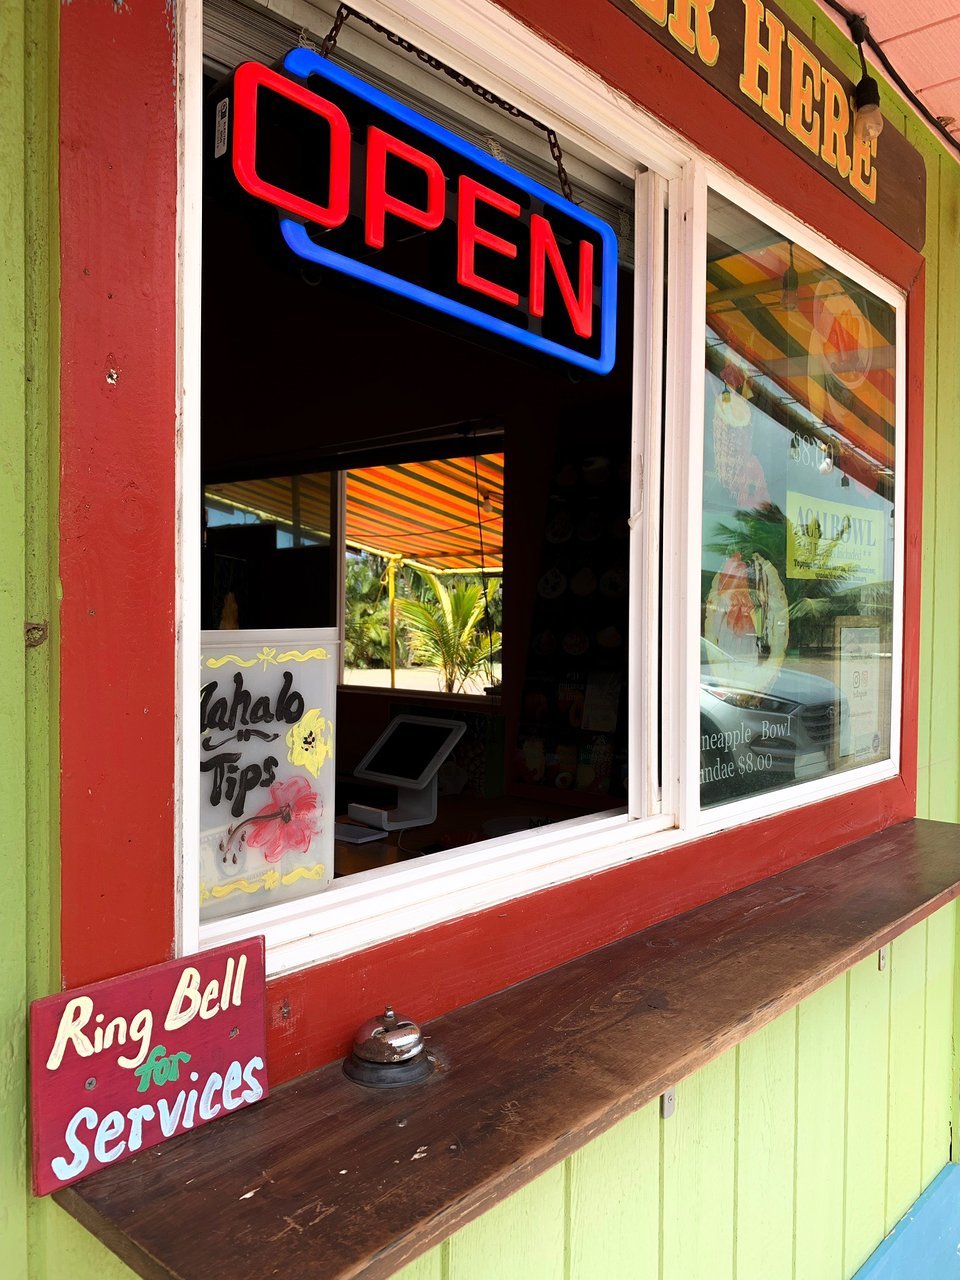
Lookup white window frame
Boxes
[177,0,908,977]
[689,168,906,836]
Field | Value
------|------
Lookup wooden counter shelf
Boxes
[56,818,960,1280]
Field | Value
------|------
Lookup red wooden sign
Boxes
[606,0,926,250]
[29,938,268,1196]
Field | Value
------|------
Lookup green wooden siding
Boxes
[0,0,31,1266]
[1,0,64,1274]
[399,904,959,1280]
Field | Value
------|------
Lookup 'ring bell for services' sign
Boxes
[200,628,338,922]
[29,938,267,1196]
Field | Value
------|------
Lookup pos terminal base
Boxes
[347,715,467,834]
[348,777,439,832]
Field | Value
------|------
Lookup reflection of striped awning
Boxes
[207,474,334,540]
[205,452,503,574]
[707,239,896,471]
[346,454,503,572]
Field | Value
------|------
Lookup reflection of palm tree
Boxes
[396,572,502,694]
[344,596,392,667]
[344,555,401,668]
[707,503,860,642]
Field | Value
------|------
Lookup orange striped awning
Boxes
[205,453,503,574]
[345,453,503,572]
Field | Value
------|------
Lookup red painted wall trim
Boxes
[57,0,924,1083]
[901,266,924,809]
[59,0,178,987]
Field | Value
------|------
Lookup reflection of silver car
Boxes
[700,638,849,803]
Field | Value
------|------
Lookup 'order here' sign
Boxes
[29,938,268,1196]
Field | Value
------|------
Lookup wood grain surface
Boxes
[55,819,960,1280]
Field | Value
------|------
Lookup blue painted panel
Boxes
[853,1164,960,1279]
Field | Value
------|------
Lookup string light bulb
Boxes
[851,16,884,144]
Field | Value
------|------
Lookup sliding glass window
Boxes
[700,191,898,808]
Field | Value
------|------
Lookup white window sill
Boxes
[196,756,899,977]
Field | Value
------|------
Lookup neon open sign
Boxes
[218,49,618,374]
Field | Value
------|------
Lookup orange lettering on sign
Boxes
[785,31,822,155]
[630,0,668,27]
[850,123,878,203]
[668,0,720,66]
[820,69,852,178]
[739,0,786,126]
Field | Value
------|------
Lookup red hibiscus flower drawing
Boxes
[219,777,321,865]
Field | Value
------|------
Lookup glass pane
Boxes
[700,191,896,808]
[203,475,335,630]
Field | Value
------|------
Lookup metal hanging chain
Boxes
[316,4,574,202]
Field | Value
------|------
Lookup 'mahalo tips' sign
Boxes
[30,938,267,1196]
[211,49,619,374]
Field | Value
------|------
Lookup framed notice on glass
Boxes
[835,617,889,766]
[200,628,338,921]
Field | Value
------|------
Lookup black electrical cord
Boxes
[818,0,960,159]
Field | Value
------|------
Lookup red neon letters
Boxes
[456,176,521,308]
[233,62,352,230]
[530,214,594,340]
[365,128,446,250]
[232,61,596,340]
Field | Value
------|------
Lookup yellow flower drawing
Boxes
[286,708,334,778]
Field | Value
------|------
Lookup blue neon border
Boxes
[274,47,618,375]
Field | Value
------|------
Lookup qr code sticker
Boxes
[214,98,229,158]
